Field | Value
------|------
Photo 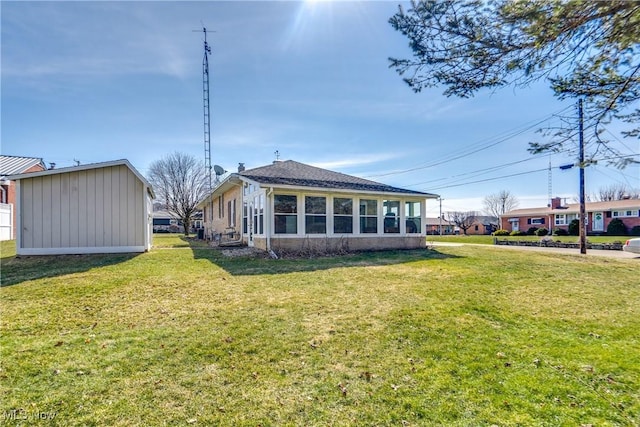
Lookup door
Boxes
[592,211,604,232]
[248,202,255,247]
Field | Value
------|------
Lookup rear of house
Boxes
[10,160,154,255]
[198,160,439,252]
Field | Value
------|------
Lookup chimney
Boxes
[550,197,562,209]
[238,163,245,172]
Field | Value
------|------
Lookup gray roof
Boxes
[8,159,155,199]
[239,160,438,197]
[0,155,45,177]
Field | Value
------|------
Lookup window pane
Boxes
[305,196,326,214]
[360,217,377,233]
[359,199,377,216]
[383,200,400,216]
[334,198,352,215]
[275,195,297,213]
[405,201,421,217]
[406,218,420,233]
[275,215,297,234]
[334,216,353,234]
[384,214,400,233]
[305,216,326,234]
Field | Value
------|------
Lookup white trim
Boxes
[15,180,21,248]
[17,246,148,256]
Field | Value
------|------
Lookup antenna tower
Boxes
[198,27,213,191]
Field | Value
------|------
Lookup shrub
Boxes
[630,225,640,236]
[510,230,527,236]
[568,219,580,236]
[527,227,539,235]
[607,218,627,236]
[535,227,549,236]
[554,228,568,236]
[493,229,510,236]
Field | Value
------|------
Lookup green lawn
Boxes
[427,234,630,245]
[1,235,638,426]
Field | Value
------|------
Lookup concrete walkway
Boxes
[428,241,640,260]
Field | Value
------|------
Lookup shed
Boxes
[9,159,154,255]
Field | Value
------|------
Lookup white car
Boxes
[622,238,640,254]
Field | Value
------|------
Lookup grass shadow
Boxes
[1,242,141,287]
[181,236,462,276]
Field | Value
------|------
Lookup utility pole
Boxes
[439,197,443,236]
[578,98,587,254]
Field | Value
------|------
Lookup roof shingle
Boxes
[239,160,437,197]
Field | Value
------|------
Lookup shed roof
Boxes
[0,155,46,177]
[239,160,438,197]
[8,159,155,199]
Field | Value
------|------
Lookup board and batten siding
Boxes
[18,165,148,254]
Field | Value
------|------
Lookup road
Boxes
[428,241,640,260]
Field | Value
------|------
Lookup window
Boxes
[405,201,421,234]
[218,195,224,218]
[305,196,326,234]
[528,218,545,225]
[360,199,377,233]
[274,195,297,234]
[227,200,236,227]
[613,210,639,217]
[383,200,400,233]
[334,198,353,234]
[555,214,567,225]
[258,194,264,234]
[242,201,248,234]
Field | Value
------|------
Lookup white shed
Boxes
[9,159,154,255]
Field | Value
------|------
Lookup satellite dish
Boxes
[213,165,226,176]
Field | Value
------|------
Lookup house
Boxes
[466,215,499,235]
[1,155,47,241]
[501,197,640,235]
[9,159,155,255]
[198,160,439,252]
[152,210,183,233]
[425,217,455,235]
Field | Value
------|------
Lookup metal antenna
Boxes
[194,27,214,192]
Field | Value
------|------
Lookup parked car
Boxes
[622,238,640,254]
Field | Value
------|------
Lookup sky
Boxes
[2,1,639,216]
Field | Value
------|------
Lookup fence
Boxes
[0,203,13,241]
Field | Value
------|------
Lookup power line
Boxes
[366,105,574,179]
[425,168,549,191]
[419,152,638,192]
[405,155,540,187]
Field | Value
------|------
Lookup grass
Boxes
[1,235,639,426]
[427,234,631,245]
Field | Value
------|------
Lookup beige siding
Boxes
[210,185,242,234]
[20,165,146,251]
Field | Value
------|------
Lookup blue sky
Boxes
[2,1,638,215]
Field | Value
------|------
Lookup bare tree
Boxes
[483,190,520,219]
[594,184,640,201]
[147,152,209,236]
[447,211,477,235]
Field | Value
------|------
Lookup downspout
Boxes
[266,187,273,251]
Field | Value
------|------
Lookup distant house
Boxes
[501,197,640,235]
[152,210,181,233]
[9,159,155,255]
[198,160,439,252]
[466,215,499,235]
[0,155,47,240]
[425,217,455,235]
